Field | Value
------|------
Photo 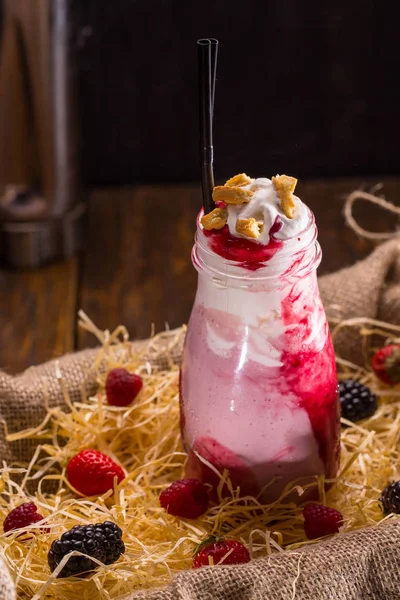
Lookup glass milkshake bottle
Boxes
[180,174,340,503]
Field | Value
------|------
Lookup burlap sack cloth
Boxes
[0,558,15,600]
[2,237,400,600]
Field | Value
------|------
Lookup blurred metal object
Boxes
[0,0,85,268]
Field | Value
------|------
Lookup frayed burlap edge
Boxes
[126,518,400,600]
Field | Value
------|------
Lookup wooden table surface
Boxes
[1,178,399,374]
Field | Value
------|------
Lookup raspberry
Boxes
[380,481,400,515]
[192,537,250,568]
[67,449,125,496]
[303,503,343,539]
[339,379,377,423]
[105,368,143,407]
[3,502,45,533]
[48,521,125,578]
[159,479,209,519]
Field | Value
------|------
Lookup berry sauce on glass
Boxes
[203,218,284,271]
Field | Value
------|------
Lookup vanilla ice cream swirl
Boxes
[225,177,309,245]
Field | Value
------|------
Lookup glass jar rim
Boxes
[193,208,320,283]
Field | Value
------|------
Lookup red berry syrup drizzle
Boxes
[185,436,261,502]
[280,288,340,479]
[203,218,284,271]
[281,339,340,479]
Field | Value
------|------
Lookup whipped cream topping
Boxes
[226,177,309,245]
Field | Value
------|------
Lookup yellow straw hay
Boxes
[1,314,400,599]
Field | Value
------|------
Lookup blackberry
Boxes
[339,379,377,423]
[380,481,400,515]
[48,521,125,578]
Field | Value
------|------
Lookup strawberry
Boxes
[371,344,400,385]
[66,449,125,496]
[192,536,250,568]
[105,368,143,407]
[303,503,343,539]
[159,478,209,519]
[3,502,45,534]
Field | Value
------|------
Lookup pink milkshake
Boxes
[180,174,340,503]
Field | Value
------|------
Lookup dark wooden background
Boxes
[77,0,400,184]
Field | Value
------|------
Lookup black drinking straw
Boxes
[197,38,219,214]
[208,38,218,116]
